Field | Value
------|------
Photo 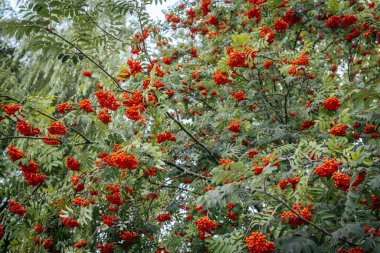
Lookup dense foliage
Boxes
[0,0,380,252]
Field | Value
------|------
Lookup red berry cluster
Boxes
[278,177,300,191]
[281,203,313,226]
[61,218,80,228]
[127,58,144,76]
[105,184,122,206]
[325,15,357,29]
[362,195,380,210]
[74,240,88,248]
[299,120,315,131]
[8,201,27,217]
[96,243,114,253]
[245,232,275,253]
[232,90,247,101]
[144,166,157,177]
[7,145,46,186]
[330,123,348,136]
[97,109,112,125]
[227,203,237,221]
[213,70,231,85]
[274,19,288,33]
[66,157,80,171]
[227,120,240,133]
[314,157,342,177]
[195,217,217,239]
[156,213,172,223]
[259,26,274,44]
[7,145,26,162]
[78,99,94,113]
[47,121,68,135]
[82,70,92,78]
[337,247,363,253]
[18,161,46,186]
[227,50,246,68]
[16,120,41,136]
[245,7,261,23]
[0,224,4,239]
[322,96,340,111]
[110,151,138,169]
[118,231,139,243]
[95,90,120,111]
[331,172,351,191]
[56,102,74,114]
[102,215,119,227]
[156,131,176,144]
[1,103,21,115]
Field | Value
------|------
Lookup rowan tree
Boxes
[0,0,379,252]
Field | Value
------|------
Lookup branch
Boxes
[0,136,60,141]
[162,159,211,181]
[253,188,358,247]
[82,9,125,43]
[0,95,94,144]
[165,112,219,164]
[44,28,132,94]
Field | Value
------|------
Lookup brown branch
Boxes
[165,112,219,164]
[0,136,59,141]
[45,28,132,94]
[162,159,211,181]
[1,95,94,144]
[253,188,358,247]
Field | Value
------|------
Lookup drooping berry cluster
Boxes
[95,90,120,111]
[331,172,351,191]
[16,120,41,136]
[61,218,80,228]
[66,157,80,171]
[110,151,138,170]
[8,201,27,217]
[278,177,300,191]
[281,203,313,226]
[314,158,342,177]
[245,232,275,253]
[323,96,341,111]
[227,120,240,133]
[213,70,231,85]
[78,99,94,113]
[156,131,176,144]
[195,217,217,240]
[74,240,88,248]
[156,213,172,223]
[118,231,139,243]
[105,184,122,206]
[1,103,21,115]
[330,123,348,136]
[18,161,46,186]
[47,121,69,135]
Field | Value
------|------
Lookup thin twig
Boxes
[45,28,132,94]
[1,95,94,143]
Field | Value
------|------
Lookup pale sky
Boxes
[146,0,178,20]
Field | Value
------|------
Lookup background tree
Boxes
[0,0,379,252]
